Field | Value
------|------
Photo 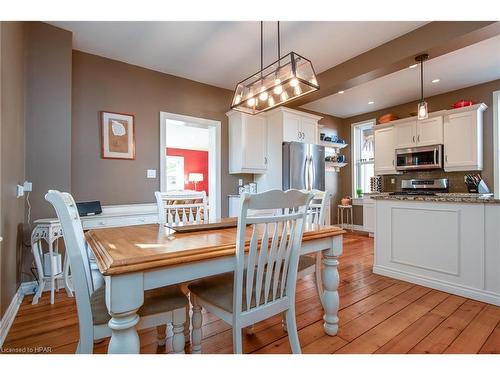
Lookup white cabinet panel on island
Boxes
[373,198,500,306]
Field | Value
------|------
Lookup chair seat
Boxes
[298,255,316,271]
[188,271,284,313]
[90,285,188,325]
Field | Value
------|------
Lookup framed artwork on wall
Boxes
[100,111,136,160]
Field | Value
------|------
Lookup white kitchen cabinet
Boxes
[417,116,443,146]
[395,116,443,149]
[228,196,241,217]
[374,126,398,175]
[227,110,268,174]
[283,110,318,143]
[443,104,487,172]
[254,107,322,192]
[395,119,417,149]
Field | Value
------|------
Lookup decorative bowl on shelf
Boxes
[378,113,399,124]
[452,100,474,109]
[341,196,351,206]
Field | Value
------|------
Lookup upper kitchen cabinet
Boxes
[444,103,487,172]
[394,116,443,149]
[227,110,268,174]
[374,126,398,175]
[255,107,322,192]
[282,109,319,144]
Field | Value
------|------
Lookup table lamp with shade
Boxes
[188,173,204,191]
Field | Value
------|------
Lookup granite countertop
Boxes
[371,193,500,204]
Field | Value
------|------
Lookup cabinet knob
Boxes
[264,156,268,164]
[417,135,420,142]
[412,135,415,143]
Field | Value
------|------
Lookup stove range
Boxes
[388,178,449,196]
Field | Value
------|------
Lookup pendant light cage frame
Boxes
[231,22,319,115]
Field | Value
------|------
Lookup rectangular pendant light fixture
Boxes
[231,52,319,115]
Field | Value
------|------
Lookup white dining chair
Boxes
[188,189,313,354]
[297,189,330,301]
[155,190,208,225]
[45,190,189,354]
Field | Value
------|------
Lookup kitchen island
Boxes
[372,194,500,306]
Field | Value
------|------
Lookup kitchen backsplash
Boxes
[381,170,490,193]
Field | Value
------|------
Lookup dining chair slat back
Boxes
[235,189,313,316]
[155,191,208,225]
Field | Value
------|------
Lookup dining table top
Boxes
[85,219,345,276]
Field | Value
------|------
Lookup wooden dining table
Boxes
[85,220,345,354]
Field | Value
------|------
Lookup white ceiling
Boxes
[302,34,500,118]
[49,21,426,90]
[166,120,209,151]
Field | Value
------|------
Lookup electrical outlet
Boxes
[391,178,396,184]
[23,181,33,192]
[238,179,243,186]
[147,169,157,179]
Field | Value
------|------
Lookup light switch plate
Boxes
[16,185,24,198]
[147,169,157,179]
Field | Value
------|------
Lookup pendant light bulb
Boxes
[274,85,283,95]
[417,101,428,120]
[290,77,299,87]
[280,91,288,102]
[247,97,256,107]
[259,90,268,101]
[268,96,275,107]
[294,85,302,96]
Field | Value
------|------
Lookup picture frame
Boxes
[100,111,136,160]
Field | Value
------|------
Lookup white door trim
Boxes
[159,112,221,220]
[493,90,500,199]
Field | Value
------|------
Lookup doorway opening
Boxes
[159,112,221,221]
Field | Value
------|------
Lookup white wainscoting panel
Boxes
[390,206,460,275]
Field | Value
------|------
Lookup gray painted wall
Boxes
[1,22,26,316]
[25,22,73,221]
[71,50,246,216]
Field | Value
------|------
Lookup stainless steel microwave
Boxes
[395,144,443,171]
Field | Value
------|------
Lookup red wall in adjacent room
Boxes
[166,147,209,195]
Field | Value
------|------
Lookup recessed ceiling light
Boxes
[409,64,418,69]
[368,101,374,105]
[431,78,440,83]
[338,90,345,94]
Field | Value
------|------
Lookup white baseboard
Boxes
[0,286,24,348]
[337,224,366,232]
[373,265,500,306]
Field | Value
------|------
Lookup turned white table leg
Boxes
[172,308,186,354]
[321,235,343,336]
[105,274,144,354]
[108,311,141,353]
[191,295,202,354]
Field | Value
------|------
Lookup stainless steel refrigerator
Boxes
[282,142,325,191]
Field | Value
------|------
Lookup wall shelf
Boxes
[325,161,347,172]
[318,140,348,150]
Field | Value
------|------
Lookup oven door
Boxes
[395,145,443,171]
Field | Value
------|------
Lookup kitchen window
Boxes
[351,120,375,198]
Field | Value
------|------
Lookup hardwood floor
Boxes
[3,233,499,354]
